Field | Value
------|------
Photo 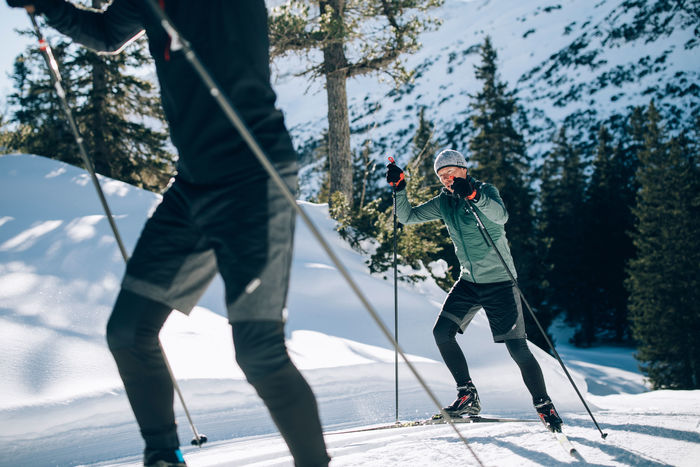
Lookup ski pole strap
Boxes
[389,173,405,188]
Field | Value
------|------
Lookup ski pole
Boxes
[462,195,608,439]
[28,13,129,264]
[143,4,484,465]
[388,156,400,424]
[27,12,207,448]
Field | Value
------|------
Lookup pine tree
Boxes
[538,127,587,336]
[333,108,455,289]
[365,164,455,289]
[575,125,617,345]
[627,102,700,388]
[269,0,443,212]
[467,37,548,347]
[7,36,79,165]
[408,106,441,189]
[468,36,535,280]
[0,113,13,153]
[7,7,175,192]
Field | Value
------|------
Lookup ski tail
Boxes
[553,430,584,461]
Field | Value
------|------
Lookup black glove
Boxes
[386,163,406,191]
[451,176,480,202]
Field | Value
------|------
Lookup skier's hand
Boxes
[451,176,480,202]
[386,162,406,191]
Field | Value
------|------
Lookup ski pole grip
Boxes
[386,156,404,188]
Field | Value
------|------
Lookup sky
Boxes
[0,5,35,108]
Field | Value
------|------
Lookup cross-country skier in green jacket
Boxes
[386,149,563,432]
[6,1,330,466]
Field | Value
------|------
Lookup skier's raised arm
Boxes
[385,161,442,225]
[8,0,144,54]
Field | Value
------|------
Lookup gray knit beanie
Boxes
[434,149,468,175]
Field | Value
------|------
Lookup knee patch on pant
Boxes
[505,338,535,365]
[232,320,291,383]
[433,316,460,346]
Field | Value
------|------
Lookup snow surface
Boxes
[1,153,699,467]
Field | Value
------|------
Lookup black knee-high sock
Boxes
[106,289,179,450]
[505,338,548,403]
[233,321,330,467]
[433,317,472,388]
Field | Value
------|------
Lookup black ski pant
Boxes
[433,316,548,403]
[106,289,330,466]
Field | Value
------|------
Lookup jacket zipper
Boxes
[451,198,477,283]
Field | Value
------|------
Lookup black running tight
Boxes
[432,316,548,401]
[106,289,330,466]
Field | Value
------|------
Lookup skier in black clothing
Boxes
[386,149,564,432]
[7,1,331,466]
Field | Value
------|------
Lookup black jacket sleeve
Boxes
[42,0,145,53]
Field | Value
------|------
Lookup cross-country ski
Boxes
[327,414,540,436]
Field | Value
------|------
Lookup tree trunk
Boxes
[90,57,110,174]
[90,0,111,178]
[325,70,352,208]
[321,0,352,212]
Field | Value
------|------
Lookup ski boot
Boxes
[441,382,481,418]
[144,448,187,467]
[534,397,563,433]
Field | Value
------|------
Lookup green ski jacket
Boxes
[395,181,517,284]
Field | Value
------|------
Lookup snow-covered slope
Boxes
[272,0,699,187]
[0,153,577,464]
[3,153,699,467]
